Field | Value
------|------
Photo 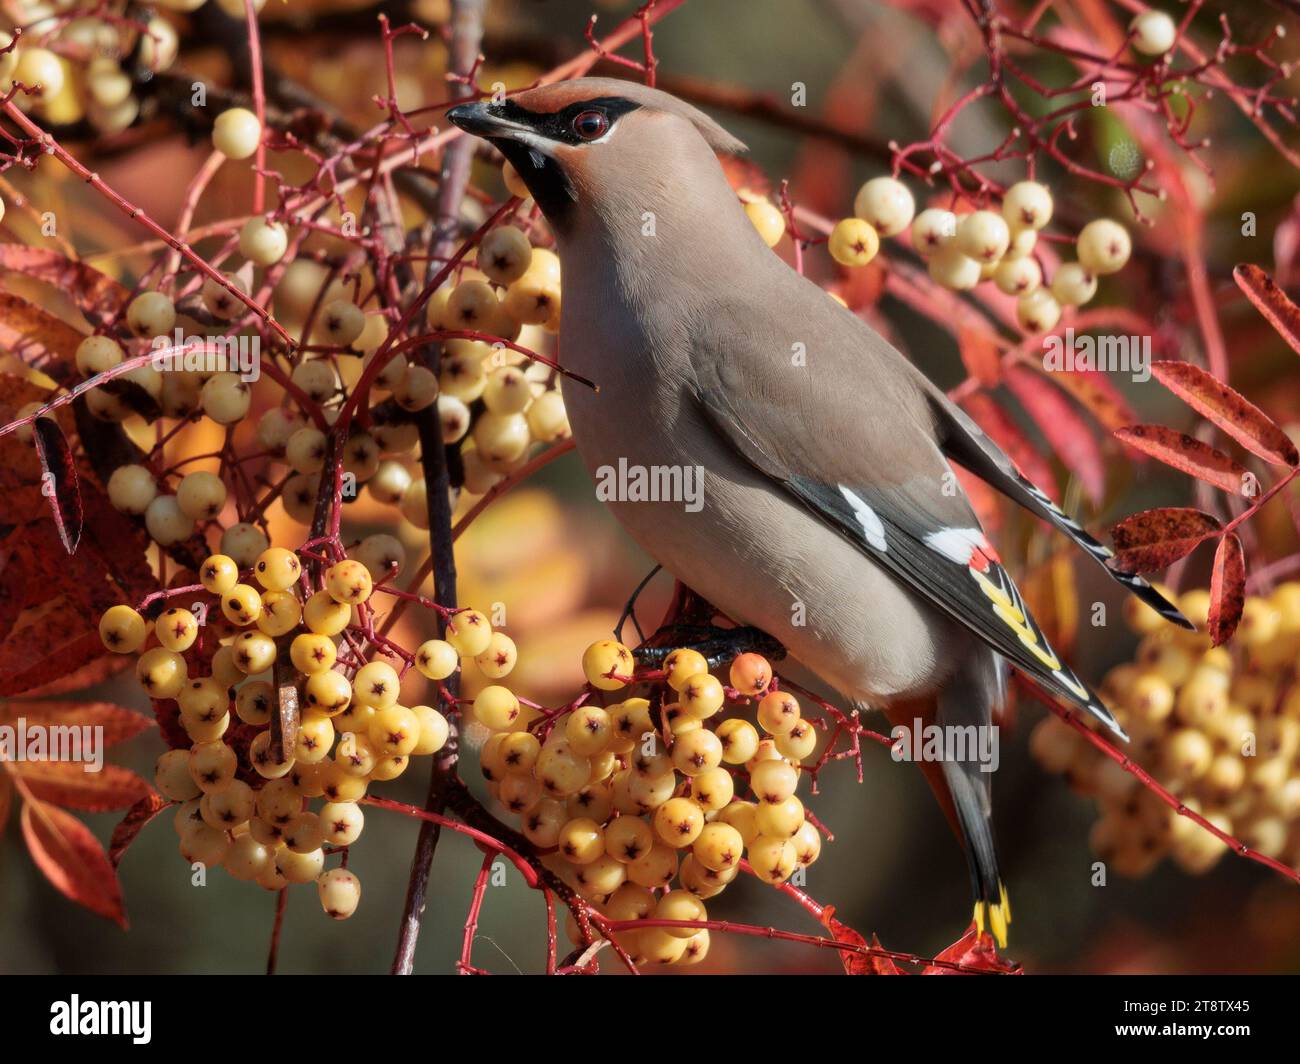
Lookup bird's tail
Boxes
[886,650,1011,948]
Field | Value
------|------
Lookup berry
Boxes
[757,690,801,735]
[415,639,459,681]
[304,670,352,716]
[1001,180,1053,230]
[1130,10,1177,56]
[249,546,299,591]
[144,495,194,546]
[680,673,725,719]
[319,300,365,347]
[188,741,238,793]
[213,107,262,159]
[369,705,420,756]
[233,630,277,674]
[155,607,199,652]
[910,208,957,256]
[249,731,296,780]
[304,590,351,635]
[15,48,66,96]
[446,609,492,656]
[99,604,147,653]
[828,218,880,267]
[478,225,533,284]
[222,584,263,627]
[956,210,1011,262]
[137,647,188,698]
[325,559,372,605]
[276,847,325,884]
[156,749,202,801]
[526,391,570,441]
[256,590,302,637]
[201,373,252,424]
[126,292,175,338]
[751,759,799,803]
[102,462,152,516]
[410,705,450,756]
[236,681,274,725]
[744,199,786,247]
[748,834,798,884]
[318,867,362,919]
[353,660,400,709]
[729,653,771,697]
[239,216,288,265]
[223,835,274,882]
[1050,262,1098,307]
[1076,219,1131,275]
[75,335,124,377]
[176,471,227,521]
[853,177,915,237]
[582,639,632,691]
[221,523,270,568]
[755,795,805,838]
[290,360,337,404]
[475,685,521,731]
[994,255,1042,296]
[663,648,708,692]
[653,797,705,847]
[394,365,439,412]
[1016,288,1062,333]
[928,245,981,290]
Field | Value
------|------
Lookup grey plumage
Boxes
[448,78,1188,946]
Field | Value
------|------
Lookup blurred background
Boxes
[3,0,1300,974]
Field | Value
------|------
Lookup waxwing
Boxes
[449,78,1189,947]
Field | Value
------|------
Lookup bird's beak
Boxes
[446,101,532,142]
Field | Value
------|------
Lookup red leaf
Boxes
[20,799,127,928]
[1051,368,1138,433]
[110,793,169,868]
[1235,264,1300,358]
[0,700,154,747]
[0,245,130,320]
[1114,425,1253,495]
[32,415,82,553]
[1109,507,1221,573]
[818,905,902,975]
[10,762,154,812]
[1005,366,1105,504]
[922,925,1020,974]
[1151,361,1299,467]
[961,393,1057,499]
[1208,534,1246,646]
[959,326,1003,387]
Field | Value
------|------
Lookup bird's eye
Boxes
[572,110,608,141]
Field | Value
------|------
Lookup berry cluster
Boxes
[99,551,454,919]
[1031,582,1300,877]
[826,175,1131,333]
[465,643,822,966]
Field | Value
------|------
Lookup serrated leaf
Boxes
[10,762,153,812]
[109,793,169,868]
[1006,367,1105,504]
[0,700,154,746]
[1235,264,1300,358]
[1109,507,1221,573]
[1114,425,1252,495]
[31,415,82,553]
[20,798,127,928]
[1208,534,1246,646]
[959,327,1002,387]
[1152,361,1299,467]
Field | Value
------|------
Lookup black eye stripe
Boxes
[491,96,640,146]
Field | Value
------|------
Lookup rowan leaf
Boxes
[959,326,1003,387]
[961,393,1057,499]
[1050,368,1137,433]
[31,415,82,553]
[20,798,127,928]
[0,293,83,376]
[1109,507,1222,573]
[818,905,901,975]
[922,926,1020,974]
[0,245,130,321]
[1006,366,1105,504]
[1114,425,1253,495]
[1208,534,1247,647]
[0,700,154,747]
[109,793,169,868]
[10,761,153,812]
[1234,264,1300,358]
[1151,361,1299,467]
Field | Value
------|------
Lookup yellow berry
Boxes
[100,604,147,653]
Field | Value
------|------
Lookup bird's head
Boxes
[446,77,746,235]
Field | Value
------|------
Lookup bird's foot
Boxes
[633,624,786,669]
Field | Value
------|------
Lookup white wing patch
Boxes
[923,527,987,565]
[838,486,887,552]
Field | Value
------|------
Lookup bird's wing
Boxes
[690,298,1124,736]
[911,371,1192,629]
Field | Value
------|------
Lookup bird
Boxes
[447,78,1190,948]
